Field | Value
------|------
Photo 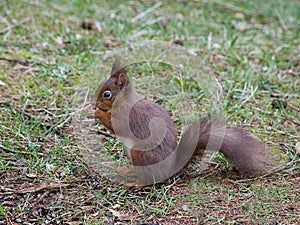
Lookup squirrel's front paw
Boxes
[86,109,96,119]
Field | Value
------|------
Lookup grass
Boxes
[0,0,299,224]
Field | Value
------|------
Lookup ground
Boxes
[0,0,299,224]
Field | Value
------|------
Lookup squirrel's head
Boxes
[92,60,129,112]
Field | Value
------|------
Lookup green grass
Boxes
[1,0,299,224]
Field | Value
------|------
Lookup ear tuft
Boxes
[110,57,128,77]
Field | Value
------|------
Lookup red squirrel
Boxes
[87,59,276,186]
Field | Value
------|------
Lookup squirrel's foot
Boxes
[115,167,149,188]
[114,166,136,176]
[123,182,145,188]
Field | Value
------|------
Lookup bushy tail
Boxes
[195,119,277,175]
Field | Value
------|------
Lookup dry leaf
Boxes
[235,12,245,19]
[26,173,38,178]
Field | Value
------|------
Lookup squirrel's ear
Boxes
[115,72,129,88]
[111,66,128,78]
[110,57,129,88]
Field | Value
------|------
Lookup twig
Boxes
[0,17,31,35]
[17,183,69,194]
[67,205,95,221]
[213,1,251,15]
[35,191,50,204]
[130,1,163,23]
[5,211,12,225]
[270,93,300,98]
[0,124,27,141]
[0,56,40,66]
[24,107,65,112]
[287,102,300,112]
[275,9,288,31]
[57,114,73,128]
[269,127,299,139]
[45,211,72,224]
[1,41,35,46]
[274,44,289,54]
[0,143,45,156]
[232,196,254,209]
[0,185,15,193]
[35,135,56,144]
[182,164,222,181]
[228,158,298,184]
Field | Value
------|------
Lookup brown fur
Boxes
[195,119,276,175]
[128,99,177,166]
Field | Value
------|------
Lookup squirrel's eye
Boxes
[102,90,112,99]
